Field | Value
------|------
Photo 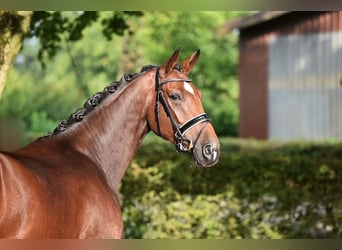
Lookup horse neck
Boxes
[57,74,154,189]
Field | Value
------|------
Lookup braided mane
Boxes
[44,65,158,138]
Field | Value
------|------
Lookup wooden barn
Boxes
[227,11,342,140]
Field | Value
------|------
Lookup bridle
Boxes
[154,67,211,153]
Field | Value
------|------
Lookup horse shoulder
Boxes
[0,151,43,238]
[0,149,123,238]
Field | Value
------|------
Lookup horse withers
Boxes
[0,49,220,238]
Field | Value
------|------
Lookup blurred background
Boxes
[0,11,243,148]
[0,11,341,238]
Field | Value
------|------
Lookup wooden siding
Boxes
[238,33,268,139]
[238,12,342,140]
[268,32,342,140]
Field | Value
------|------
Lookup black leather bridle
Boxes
[154,67,211,152]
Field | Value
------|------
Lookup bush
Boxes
[120,136,342,238]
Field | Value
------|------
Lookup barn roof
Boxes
[225,11,289,31]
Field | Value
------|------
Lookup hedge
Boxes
[120,136,342,239]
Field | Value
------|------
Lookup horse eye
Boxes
[169,93,181,101]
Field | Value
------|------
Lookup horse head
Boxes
[147,49,220,167]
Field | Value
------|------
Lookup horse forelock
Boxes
[43,65,159,138]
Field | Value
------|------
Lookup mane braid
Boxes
[43,65,158,139]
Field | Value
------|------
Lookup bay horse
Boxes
[0,49,220,238]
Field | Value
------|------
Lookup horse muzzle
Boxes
[193,141,220,167]
[174,116,220,168]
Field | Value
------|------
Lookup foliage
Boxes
[0,11,29,37]
[0,12,134,144]
[120,136,342,238]
[0,11,243,146]
[26,11,143,67]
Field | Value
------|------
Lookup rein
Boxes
[154,67,211,152]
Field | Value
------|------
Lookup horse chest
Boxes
[42,174,123,238]
[0,158,123,239]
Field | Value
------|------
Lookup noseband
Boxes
[154,67,211,152]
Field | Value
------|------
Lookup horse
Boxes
[0,49,220,238]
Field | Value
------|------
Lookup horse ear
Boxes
[160,48,181,75]
[181,49,200,75]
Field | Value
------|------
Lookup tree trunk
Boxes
[0,11,33,100]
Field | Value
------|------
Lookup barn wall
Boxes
[269,32,342,140]
[238,11,342,140]
[238,32,268,139]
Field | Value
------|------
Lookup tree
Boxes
[0,11,33,99]
[1,11,246,145]
[0,11,142,100]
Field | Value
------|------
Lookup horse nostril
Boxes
[202,143,218,162]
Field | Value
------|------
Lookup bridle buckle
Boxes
[176,136,193,152]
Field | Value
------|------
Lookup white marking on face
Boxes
[183,82,194,95]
